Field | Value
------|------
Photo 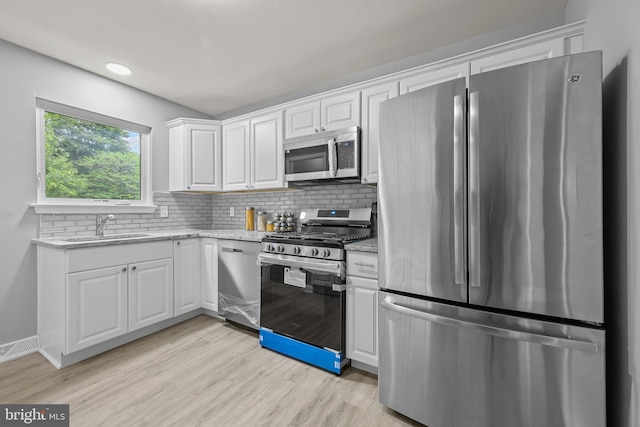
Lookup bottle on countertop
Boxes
[257,211,267,232]
[245,207,255,231]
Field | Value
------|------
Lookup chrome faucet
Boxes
[96,214,116,236]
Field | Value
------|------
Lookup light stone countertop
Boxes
[32,229,270,249]
[344,238,378,253]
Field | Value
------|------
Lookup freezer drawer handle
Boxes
[381,299,599,353]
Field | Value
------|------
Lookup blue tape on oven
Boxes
[259,327,343,375]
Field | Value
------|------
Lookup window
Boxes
[34,99,154,213]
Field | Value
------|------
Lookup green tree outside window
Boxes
[44,112,141,200]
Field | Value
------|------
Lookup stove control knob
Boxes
[292,246,301,255]
[277,245,285,253]
[310,248,319,256]
[322,249,331,258]
[266,244,275,252]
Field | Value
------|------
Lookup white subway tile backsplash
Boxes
[38,184,378,237]
[38,192,213,238]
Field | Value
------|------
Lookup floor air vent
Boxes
[0,336,40,362]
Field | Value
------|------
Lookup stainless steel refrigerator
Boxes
[377,51,605,427]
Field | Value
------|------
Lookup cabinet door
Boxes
[129,258,174,331]
[67,265,128,353]
[360,82,399,184]
[250,111,284,189]
[470,37,565,74]
[200,238,219,312]
[174,239,201,316]
[168,119,221,192]
[346,276,378,367]
[321,92,360,132]
[222,121,251,191]
[284,102,320,138]
[186,123,222,191]
[400,63,470,94]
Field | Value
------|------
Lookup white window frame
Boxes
[32,99,156,214]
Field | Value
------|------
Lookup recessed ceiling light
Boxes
[106,62,132,76]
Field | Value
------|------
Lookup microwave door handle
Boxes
[328,137,337,177]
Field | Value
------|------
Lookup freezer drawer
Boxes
[378,291,605,427]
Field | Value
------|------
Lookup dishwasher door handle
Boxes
[221,247,257,256]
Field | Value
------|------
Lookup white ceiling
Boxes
[0,0,568,117]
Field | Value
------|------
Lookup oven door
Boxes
[258,253,346,352]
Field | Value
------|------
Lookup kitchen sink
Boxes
[62,233,152,242]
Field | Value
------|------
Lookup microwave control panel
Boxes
[337,140,355,169]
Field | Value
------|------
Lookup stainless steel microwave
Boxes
[283,126,360,185]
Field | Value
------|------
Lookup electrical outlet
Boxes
[229,207,235,217]
[160,206,169,218]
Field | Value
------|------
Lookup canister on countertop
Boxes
[257,211,267,231]
[266,221,274,232]
[245,207,255,231]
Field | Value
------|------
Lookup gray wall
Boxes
[566,1,640,426]
[214,12,566,120]
[0,39,210,345]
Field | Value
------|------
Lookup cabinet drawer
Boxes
[347,251,378,279]
[67,241,173,273]
[347,275,378,290]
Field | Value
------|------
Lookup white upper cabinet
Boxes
[400,63,470,94]
[167,118,222,192]
[222,120,251,191]
[250,111,284,189]
[223,112,285,191]
[284,102,320,138]
[285,92,360,138]
[470,37,566,75]
[360,82,399,184]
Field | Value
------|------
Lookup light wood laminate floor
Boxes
[0,316,423,426]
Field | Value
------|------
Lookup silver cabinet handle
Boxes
[354,262,375,268]
[453,94,466,287]
[469,91,481,289]
[381,298,599,353]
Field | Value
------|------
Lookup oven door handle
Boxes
[258,252,345,277]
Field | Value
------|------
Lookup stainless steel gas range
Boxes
[257,208,371,374]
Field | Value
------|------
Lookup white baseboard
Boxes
[0,335,40,363]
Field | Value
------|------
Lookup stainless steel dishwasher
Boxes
[218,240,261,330]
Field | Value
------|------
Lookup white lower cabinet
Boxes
[38,241,176,367]
[173,239,201,316]
[200,238,219,312]
[346,251,379,372]
[346,276,378,368]
[67,265,128,353]
[129,258,174,332]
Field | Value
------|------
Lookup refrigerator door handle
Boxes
[381,298,599,353]
[453,94,466,286]
[468,91,481,288]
